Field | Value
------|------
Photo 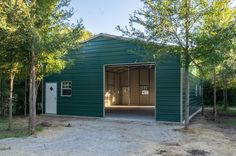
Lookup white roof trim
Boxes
[80,33,131,43]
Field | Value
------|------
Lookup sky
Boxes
[69,0,143,35]
[69,0,236,36]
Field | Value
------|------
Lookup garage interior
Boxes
[104,64,155,120]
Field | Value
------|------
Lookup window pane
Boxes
[62,89,71,95]
[61,81,72,96]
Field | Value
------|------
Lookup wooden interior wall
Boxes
[150,69,155,105]
[130,69,139,105]
[105,67,155,106]
[139,69,149,105]
[105,72,120,106]
[114,73,120,105]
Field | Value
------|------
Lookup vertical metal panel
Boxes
[155,55,181,122]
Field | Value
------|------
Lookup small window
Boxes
[195,84,198,96]
[61,81,72,96]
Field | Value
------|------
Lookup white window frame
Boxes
[195,84,198,96]
[61,81,72,97]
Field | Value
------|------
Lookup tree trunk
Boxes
[184,65,190,129]
[0,76,5,117]
[201,80,204,116]
[0,74,2,117]
[225,78,228,109]
[184,0,190,129]
[35,81,41,101]
[36,81,42,112]
[29,70,32,132]
[213,67,217,121]
[24,74,27,116]
[8,72,15,130]
[223,74,228,111]
[29,50,37,135]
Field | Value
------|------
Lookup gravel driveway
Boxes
[0,116,236,156]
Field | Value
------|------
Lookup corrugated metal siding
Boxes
[182,71,202,121]
[156,55,181,122]
[45,36,181,122]
[189,73,202,115]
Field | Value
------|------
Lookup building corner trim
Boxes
[180,68,183,122]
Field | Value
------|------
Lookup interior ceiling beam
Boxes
[105,63,155,67]
[106,64,155,72]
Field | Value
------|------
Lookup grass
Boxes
[224,119,236,126]
[215,106,236,127]
[217,106,236,115]
[0,117,44,139]
[0,130,30,139]
[36,125,44,132]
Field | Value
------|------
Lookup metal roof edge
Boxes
[80,33,132,44]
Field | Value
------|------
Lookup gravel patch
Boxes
[0,116,236,156]
[0,118,181,156]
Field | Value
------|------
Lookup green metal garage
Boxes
[43,33,202,123]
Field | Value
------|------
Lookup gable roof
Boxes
[81,33,131,43]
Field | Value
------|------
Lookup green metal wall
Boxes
[156,55,181,122]
[45,35,181,122]
[182,71,202,121]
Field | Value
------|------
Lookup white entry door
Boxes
[45,83,57,114]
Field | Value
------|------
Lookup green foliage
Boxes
[117,0,210,64]
[218,52,236,88]
[204,82,236,107]
[194,0,236,72]
[194,1,236,110]
[218,106,236,115]
[22,0,85,82]
[79,30,93,42]
[0,0,92,118]
[0,1,28,78]
[117,0,235,71]
[224,119,236,126]
[0,0,89,81]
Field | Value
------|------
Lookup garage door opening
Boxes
[104,63,156,121]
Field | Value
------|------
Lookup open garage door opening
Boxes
[104,63,156,121]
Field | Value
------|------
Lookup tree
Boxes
[117,0,211,129]
[0,0,29,130]
[22,0,84,134]
[219,51,236,111]
[0,0,89,134]
[193,0,236,120]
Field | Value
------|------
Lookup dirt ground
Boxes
[0,113,236,156]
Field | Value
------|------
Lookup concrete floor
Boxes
[105,106,155,121]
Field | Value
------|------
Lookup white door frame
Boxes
[45,82,57,114]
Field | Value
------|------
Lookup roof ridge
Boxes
[80,33,131,43]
